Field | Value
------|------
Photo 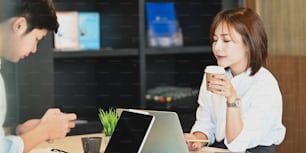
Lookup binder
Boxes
[146,2,176,37]
[145,2,183,47]
[54,11,80,50]
[79,12,100,50]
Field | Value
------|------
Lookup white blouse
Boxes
[0,59,24,153]
[191,67,286,152]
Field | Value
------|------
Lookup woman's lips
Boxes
[216,55,226,60]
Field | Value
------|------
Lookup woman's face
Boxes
[212,22,249,76]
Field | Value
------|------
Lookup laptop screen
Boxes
[116,108,190,153]
[104,110,155,153]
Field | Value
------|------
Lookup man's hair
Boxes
[210,8,267,76]
[0,0,59,33]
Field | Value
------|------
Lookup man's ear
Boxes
[12,17,28,35]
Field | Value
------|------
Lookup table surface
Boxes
[30,133,229,153]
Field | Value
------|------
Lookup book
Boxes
[146,2,183,47]
[78,12,100,50]
[54,11,80,50]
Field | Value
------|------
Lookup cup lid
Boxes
[205,65,225,74]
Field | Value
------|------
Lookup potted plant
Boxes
[98,108,119,137]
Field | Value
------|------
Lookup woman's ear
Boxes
[12,17,28,35]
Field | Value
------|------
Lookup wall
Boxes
[266,56,306,152]
[259,0,306,55]
[246,0,306,152]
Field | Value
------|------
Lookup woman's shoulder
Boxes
[241,67,282,99]
[254,67,279,85]
[257,67,276,77]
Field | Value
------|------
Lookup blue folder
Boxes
[146,2,177,37]
[79,12,100,50]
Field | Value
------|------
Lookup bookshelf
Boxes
[7,0,242,134]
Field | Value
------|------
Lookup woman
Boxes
[184,8,285,153]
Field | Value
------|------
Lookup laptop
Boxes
[104,109,155,153]
[117,108,190,153]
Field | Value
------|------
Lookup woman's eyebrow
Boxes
[220,33,230,37]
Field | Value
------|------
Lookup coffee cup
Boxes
[205,65,225,92]
[81,137,102,153]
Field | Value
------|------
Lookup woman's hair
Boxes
[0,0,59,33]
[210,8,267,76]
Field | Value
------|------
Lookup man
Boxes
[0,0,77,152]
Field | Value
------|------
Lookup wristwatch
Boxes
[227,98,240,108]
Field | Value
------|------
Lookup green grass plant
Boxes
[98,108,119,136]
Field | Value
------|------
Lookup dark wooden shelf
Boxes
[53,48,138,59]
[53,46,212,59]
[144,46,212,55]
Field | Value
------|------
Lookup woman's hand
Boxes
[184,133,206,151]
[207,74,238,102]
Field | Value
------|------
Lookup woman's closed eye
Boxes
[223,39,231,43]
